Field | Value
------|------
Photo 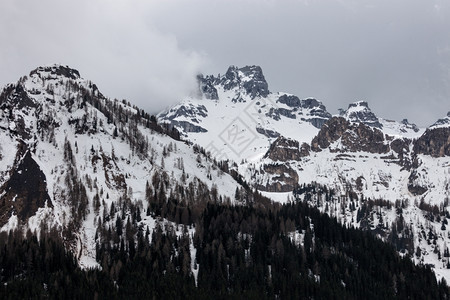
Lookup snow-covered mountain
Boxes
[340,100,423,138]
[159,66,425,163]
[2,64,450,282]
[0,65,247,268]
[159,65,450,280]
[158,66,332,162]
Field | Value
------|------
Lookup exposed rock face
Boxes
[0,148,52,226]
[311,117,389,154]
[299,143,311,157]
[30,65,81,80]
[430,112,450,128]
[276,107,296,119]
[264,136,303,161]
[100,153,127,191]
[257,163,299,192]
[277,94,301,107]
[308,117,329,129]
[170,120,207,133]
[0,83,37,140]
[390,138,412,168]
[343,101,382,128]
[266,106,298,120]
[311,117,350,150]
[257,137,311,191]
[158,65,333,145]
[220,65,269,99]
[276,96,331,128]
[256,127,280,138]
[0,83,36,109]
[407,170,428,196]
[197,75,219,100]
[401,119,420,133]
[163,104,208,120]
[414,127,450,157]
[158,104,208,133]
[266,107,281,121]
[340,122,389,153]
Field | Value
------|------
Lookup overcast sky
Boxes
[1,0,449,127]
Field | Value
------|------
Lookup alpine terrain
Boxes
[159,65,450,280]
[0,64,449,298]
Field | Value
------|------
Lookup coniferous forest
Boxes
[1,199,449,299]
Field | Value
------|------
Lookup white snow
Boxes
[0,65,241,273]
[1,64,449,284]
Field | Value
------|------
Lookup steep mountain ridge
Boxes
[0,65,246,268]
[1,64,450,285]
[159,66,424,164]
[159,66,331,162]
[159,65,450,280]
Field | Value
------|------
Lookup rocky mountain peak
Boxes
[430,111,450,129]
[343,101,382,128]
[400,119,420,133]
[29,64,81,81]
[348,100,369,109]
[0,64,90,113]
[197,74,219,100]
[220,65,269,99]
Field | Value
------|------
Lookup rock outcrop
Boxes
[311,117,389,154]
[276,95,331,128]
[0,147,52,226]
[257,163,299,192]
[158,103,208,133]
[197,75,219,100]
[264,136,303,161]
[220,65,269,99]
[414,127,450,157]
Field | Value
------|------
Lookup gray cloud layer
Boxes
[1,0,449,126]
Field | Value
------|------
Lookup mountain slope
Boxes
[159,65,450,281]
[158,66,331,162]
[1,64,450,288]
[0,65,245,268]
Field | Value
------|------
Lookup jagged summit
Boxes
[0,64,92,121]
[218,65,269,100]
[159,64,333,161]
[430,111,450,129]
[0,64,243,270]
[196,65,269,101]
[342,101,382,128]
[160,65,427,163]
[2,64,450,283]
[220,65,269,99]
[30,64,81,80]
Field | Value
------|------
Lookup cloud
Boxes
[1,0,449,126]
[0,0,207,113]
[146,0,450,126]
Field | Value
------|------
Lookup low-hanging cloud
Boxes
[1,0,449,126]
[0,0,207,114]
[147,0,450,126]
